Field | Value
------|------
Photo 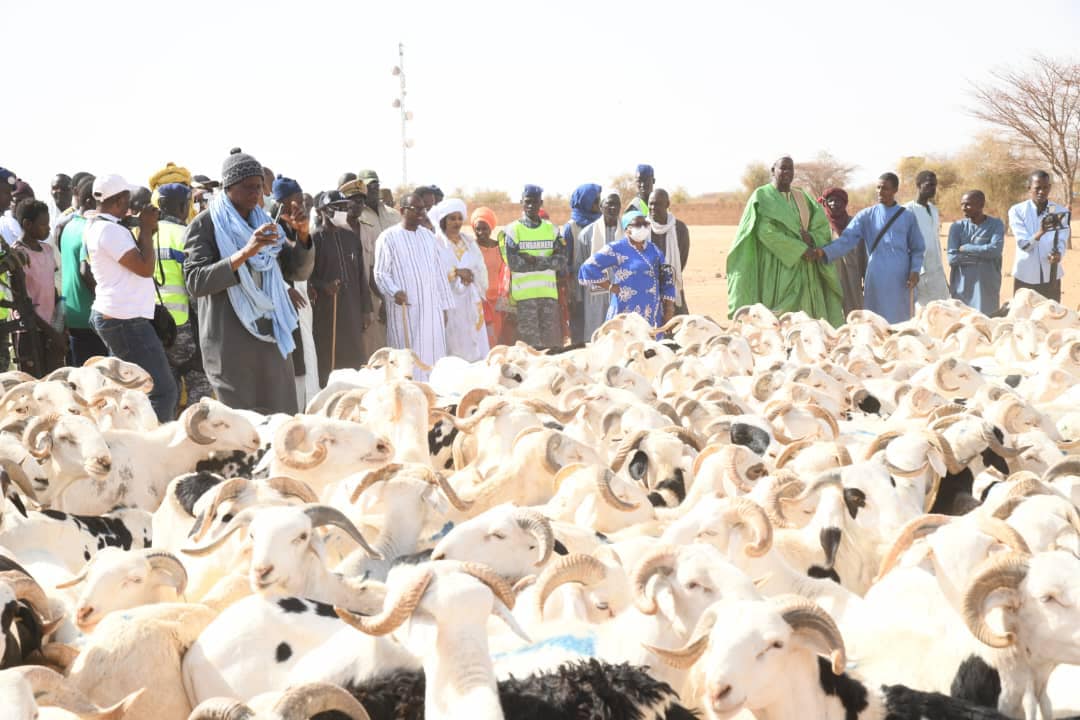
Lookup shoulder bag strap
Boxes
[868,207,906,256]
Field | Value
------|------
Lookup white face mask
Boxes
[332,210,350,228]
[629,226,651,243]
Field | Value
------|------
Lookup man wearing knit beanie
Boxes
[182,148,314,413]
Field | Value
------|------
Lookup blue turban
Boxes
[621,209,645,229]
[570,183,602,227]
[0,168,15,189]
[272,174,303,201]
[522,184,543,198]
[636,164,654,177]
[157,182,191,204]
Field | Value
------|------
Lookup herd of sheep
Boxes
[2,288,1080,719]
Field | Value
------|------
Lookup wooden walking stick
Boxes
[401,302,412,351]
[331,291,339,371]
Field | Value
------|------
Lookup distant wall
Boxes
[479,200,745,229]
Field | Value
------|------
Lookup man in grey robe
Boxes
[183,150,313,414]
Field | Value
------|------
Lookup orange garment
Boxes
[479,243,510,346]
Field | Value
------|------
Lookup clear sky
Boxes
[5,0,1080,199]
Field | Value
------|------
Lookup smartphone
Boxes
[273,204,284,223]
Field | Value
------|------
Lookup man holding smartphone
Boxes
[183,148,313,414]
[1009,170,1071,302]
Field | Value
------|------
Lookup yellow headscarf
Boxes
[149,162,196,220]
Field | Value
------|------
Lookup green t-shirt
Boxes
[60,214,93,329]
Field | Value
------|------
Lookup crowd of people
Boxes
[0,156,692,417]
[0,152,1069,420]
[728,156,1071,326]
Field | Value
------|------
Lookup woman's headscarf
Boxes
[819,187,851,235]
[471,206,497,232]
[570,183,602,227]
[429,198,468,233]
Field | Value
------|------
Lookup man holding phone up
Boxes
[1009,170,1071,302]
[183,148,313,414]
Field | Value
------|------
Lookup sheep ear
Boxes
[927,450,946,478]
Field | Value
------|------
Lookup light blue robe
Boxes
[822,204,925,323]
[947,216,1004,315]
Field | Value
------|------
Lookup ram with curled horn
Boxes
[187,682,371,720]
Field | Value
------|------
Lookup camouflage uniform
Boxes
[167,318,213,407]
[515,298,562,350]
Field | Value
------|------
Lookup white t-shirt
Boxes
[83,213,155,320]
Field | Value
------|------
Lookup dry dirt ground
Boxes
[682,224,1080,320]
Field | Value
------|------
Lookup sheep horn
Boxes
[408,350,433,372]
[533,554,607,617]
[631,546,677,615]
[874,514,951,582]
[335,568,432,636]
[263,476,319,504]
[460,561,518,610]
[88,386,126,409]
[329,389,367,421]
[863,430,903,461]
[23,412,60,459]
[451,400,509,433]
[981,426,1026,459]
[0,457,36,502]
[365,347,391,368]
[13,666,145,719]
[181,508,257,557]
[885,460,931,479]
[775,594,846,675]
[644,606,717,669]
[54,562,91,589]
[792,470,844,502]
[610,430,650,472]
[922,430,964,476]
[305,505,382,560]
[974,515,1031,555]
[275,420,328,470]
[763,473,806,529]
[652,315,684,336]
[933,358,959,390]
[522,399,579,424]
[182,401,216,445]
[190,477,251,542]
[763,403,797,445]
[801,404,839,439]
[423,468,473,512]
[752,372,778,402]
[92,357,153,390]
[1,570,54,623]
[512,509,554,567]
[0,381,36,411]
[595,467,639,511]
[724,497,773,557]
[542,432,566,474]
[40,642,80,674]
[774,438,816,469]
[659,425,705,452]
[186,698,257,720]
[348,463,404,503]
[1042,457,1080,484]
[145,550,188,595]
[272,681,372,720]
[962,552,1029,649]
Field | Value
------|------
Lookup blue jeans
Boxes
[90,311,178,423]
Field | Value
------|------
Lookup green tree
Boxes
[740,162,771,199]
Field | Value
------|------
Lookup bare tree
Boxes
[969,55,1080,214]
[793,151,857,198]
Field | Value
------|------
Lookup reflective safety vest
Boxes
[153,221,189,325]
[628,197,649,217]
[508,220,559,302]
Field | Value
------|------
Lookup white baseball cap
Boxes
[92,174,138,202]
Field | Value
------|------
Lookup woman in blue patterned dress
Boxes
[578,210,675,328]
